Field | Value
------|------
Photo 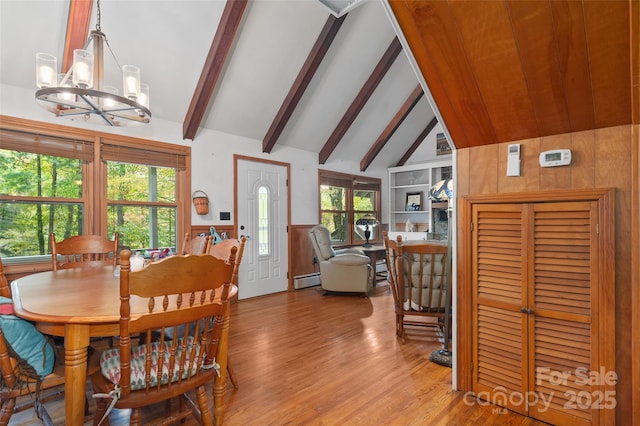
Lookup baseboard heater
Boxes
[294,273,321,289]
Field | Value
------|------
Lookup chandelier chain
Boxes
[95,0,101,32]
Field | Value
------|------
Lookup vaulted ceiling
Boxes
[1,0,439,172]
[1,0,636,171]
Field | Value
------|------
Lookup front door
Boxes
[235,157,289,299]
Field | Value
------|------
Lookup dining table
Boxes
[10,264,149,425]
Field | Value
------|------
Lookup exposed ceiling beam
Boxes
[359,84,423,171]
[263,15,347,153]
[395,116,438,167]
[183,0,248,141]
[318,37,402,164]
[62,0,93,74]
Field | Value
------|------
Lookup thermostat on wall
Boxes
[539,149,571,167]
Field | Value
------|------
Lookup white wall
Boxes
[189,126,331,226]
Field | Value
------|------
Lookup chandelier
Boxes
[35,0,150,126]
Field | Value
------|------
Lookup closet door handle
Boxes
[520,307,527,313]
[527,308,534,315]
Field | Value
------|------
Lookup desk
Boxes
[361,245,387,285]
[11,264,218,425]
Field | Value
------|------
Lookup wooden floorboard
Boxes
[7,283,547,425]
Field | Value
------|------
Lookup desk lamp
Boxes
[356,214,379,247]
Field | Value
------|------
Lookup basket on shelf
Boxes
[192,190,209,215]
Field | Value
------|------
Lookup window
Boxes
[0,129,91,258]
[257,186,269,256]
[0,120,190,263]
[102,140,186,252]
[319,170,381,245]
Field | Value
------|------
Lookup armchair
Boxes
[308,225,371,294]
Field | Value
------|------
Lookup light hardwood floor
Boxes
[8,283,546,425]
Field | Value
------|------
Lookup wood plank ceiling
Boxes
[389,0,636,149]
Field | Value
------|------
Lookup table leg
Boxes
[65,324,90,426]
[369,251,378,287]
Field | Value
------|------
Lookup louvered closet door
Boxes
[472,203,529,414]
[527,201,601,426]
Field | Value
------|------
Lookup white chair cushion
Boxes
[309,226,336,260]
[329,253,370,266]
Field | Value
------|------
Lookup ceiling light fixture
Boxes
[35,0,150,126]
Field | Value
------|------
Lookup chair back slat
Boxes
[383,231,450,339]
[50,233,119,271]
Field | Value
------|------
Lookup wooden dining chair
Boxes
[50,232,120,348]
[0,257,100,425]
[207,237,246,291]
[206,237,246,389]
[383,231,450,340]
[181,232,212,255]
[0,324,60,425]
[91,249,237,426]
[49,232,119,271]
[0,328,101,425]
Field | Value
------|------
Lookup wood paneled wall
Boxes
[456,124,639,422]
[290,225,319,279]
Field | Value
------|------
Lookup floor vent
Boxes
[294,273,321,289]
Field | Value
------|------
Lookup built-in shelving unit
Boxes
[388,160,452,233]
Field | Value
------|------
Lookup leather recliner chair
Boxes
[308,224,372,294]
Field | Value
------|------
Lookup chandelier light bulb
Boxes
[72,49,94,88]
[138,83,150,109]
[36,53,57,88]
[102,86,118,108]
[58,73,75,103]
[123,65,141,99]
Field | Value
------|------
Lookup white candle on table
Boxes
[130,253,145,271]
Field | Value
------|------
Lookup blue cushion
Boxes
[0,296,55,378]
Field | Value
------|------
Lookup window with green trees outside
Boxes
[0,124,189,262]
[319,170,380,246]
